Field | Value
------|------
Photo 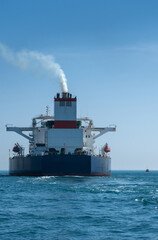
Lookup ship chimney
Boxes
[54,92,77,128]
[62,92,69,98]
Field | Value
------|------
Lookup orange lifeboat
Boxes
[104,144,110,153]
[13,144,20,153]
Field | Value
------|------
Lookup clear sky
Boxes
[0,0,158,170]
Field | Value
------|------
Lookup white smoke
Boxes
[0,43,68,93]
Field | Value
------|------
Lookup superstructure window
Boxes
[60,101,65,106]
[66,101,72,106]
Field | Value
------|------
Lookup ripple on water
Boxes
[0,171,158,239]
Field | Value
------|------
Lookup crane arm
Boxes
[6,126,33,141]
[93,126,116,140]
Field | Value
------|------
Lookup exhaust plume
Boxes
[0,43,68,93]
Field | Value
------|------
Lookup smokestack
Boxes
[62,92,70,98]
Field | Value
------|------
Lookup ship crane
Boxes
[77,118,116,139]
[77,118,116,156]
[92,126,116,139]
[6,115,54,141]
[6,126,33,141]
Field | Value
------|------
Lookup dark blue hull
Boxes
[9,154,111,176]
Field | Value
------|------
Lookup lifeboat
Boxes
[104,143,110,153]
[13,144,20,153]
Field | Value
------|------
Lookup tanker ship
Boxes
[6,92,116,176]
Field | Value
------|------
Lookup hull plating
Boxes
[9,155,111,176]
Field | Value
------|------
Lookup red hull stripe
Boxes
[55,98,76,102]
[54,121,77,129]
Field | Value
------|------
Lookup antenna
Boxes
[46,106,49,116]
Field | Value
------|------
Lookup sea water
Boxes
[0,171,158,240]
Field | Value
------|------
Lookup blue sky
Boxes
[0,0,158,170]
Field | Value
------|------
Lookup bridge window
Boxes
[66,101,72,106]
[60,101,65,106]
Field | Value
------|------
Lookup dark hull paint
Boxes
[9,155,111,176]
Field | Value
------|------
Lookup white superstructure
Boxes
[6,92,116,157]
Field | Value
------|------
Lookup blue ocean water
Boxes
[0,171,158,240]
